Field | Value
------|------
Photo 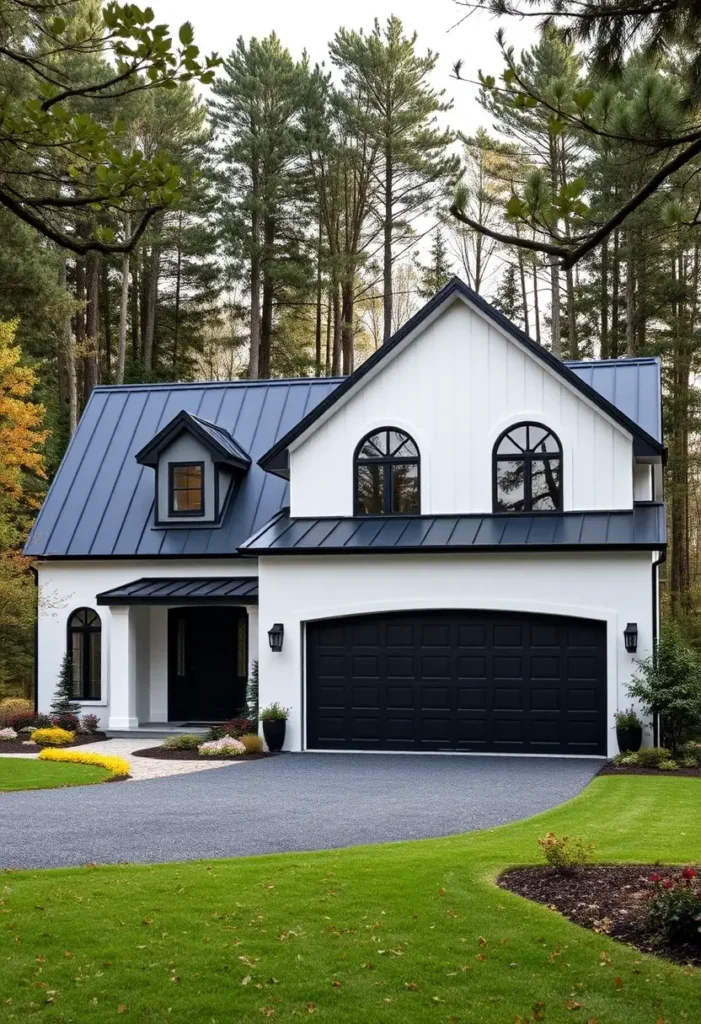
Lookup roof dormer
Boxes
[135,410,250,528]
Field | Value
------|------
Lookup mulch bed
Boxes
[598,763,701,779]
[0,733,108,755]
[132,746,278,762]
[499,864,701,968]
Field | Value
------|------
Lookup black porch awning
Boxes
[96,577,258,605]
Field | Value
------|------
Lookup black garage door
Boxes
[306,611,607,755]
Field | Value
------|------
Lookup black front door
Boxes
[307,610,607,755]
[168,607,247,721]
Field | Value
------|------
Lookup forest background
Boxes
[1,0,698,697]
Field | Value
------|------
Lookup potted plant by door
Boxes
[614,707,643,753]
[260,703,289,752]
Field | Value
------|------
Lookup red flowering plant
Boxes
[646,867,701,945]
[208,718,252,740]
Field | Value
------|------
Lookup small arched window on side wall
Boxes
[493,422,563,512]
[67,608,102,700]
[354,428,420,515]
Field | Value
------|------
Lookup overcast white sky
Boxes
[148,0,537,136]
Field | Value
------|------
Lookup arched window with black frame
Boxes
[493,422,563,512]
[67,608,102,700]
[354,428,420,515]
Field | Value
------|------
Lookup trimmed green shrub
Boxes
[50,653,80,719]
[658,759,679,770]
[162,733,202,750]
[637,746,672,768]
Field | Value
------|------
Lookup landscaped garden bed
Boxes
[0,731,107,754]
[600,761,701,778]
[499,863,701,968]
[133,745,277,762]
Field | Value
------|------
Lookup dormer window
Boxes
[136,410,251,528]
[493,422,563,512]
[169,462,205,516]
[354,428,420,515]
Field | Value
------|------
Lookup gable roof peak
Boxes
[258,276,664,475]
[135,408,251,470]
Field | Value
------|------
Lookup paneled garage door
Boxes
[306,611,607,755]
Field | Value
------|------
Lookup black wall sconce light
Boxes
[268,623,284,652]
[623,622,638,654]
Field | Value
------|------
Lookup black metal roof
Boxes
[259,277,664,475]
[24,377,341,558]
[239,504,666,555]
[96,576,258,605]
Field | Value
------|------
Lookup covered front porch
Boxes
[96,577,259,734]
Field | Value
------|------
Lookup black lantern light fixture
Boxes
[268,623,284,652]
[623,622,638,654]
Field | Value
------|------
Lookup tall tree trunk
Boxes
[532,261,541,344]
[549,264,561,358]
[625,229,636,357]
[325,286,332,376]
[517,250,529,335]
[83,250,100,403]
[315,216,323,377]
[173,211,183,375]
[102,261,112,382]
[248,168,262,379]
[611,229,620,359]
[600,239,610,359]
[341,279,355,376]
[130,257,139,361]
[382,144,393,344]
[566,266,577,359]
[331,278,342,376]
[116,214,130,385]
[143,233,161,372]
[58,257,77,435]
[260,275,274,379]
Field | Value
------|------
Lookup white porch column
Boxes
[107,605,138,730]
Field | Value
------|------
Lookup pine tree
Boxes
[416,227,453,299]
[492,264,525,328]
[331,17,460,343]
[50,653,80,719]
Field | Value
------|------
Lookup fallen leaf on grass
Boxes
[241,976,251,986]
[404,982,419,991]
[331,980,341,988]
[117,1006,127,1014]
[475,954,486,962]
[306,1003,317,1013]
[477,936,487,947]
[614,976,623,989]
[565,1000,583,1010]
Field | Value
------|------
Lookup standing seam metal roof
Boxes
[24,377,341,558]
[239,505,666,554]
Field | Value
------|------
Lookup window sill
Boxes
[76,700,107,707]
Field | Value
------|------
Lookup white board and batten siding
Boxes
[289,299,634,518]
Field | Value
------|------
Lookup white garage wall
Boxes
[37,558,259,729]
[257,551,655,757]
[289,298,634,517]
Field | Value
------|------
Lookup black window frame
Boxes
[67,607,102,701]
[354,427,421,516]
[168,460,205,517]
[492,421,563,513]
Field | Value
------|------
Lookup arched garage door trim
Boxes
[306,609,607,755]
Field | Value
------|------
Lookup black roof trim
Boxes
[239,504,666,555]
[96,576,258,605]
[258,277,664,472]
[135,409,251,470]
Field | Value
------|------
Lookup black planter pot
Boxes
[616,725,643,753]
[262,718,286,752]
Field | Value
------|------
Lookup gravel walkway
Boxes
[0,753,600,870]
[0,740,237,781]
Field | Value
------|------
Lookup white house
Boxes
[26,278,666,757]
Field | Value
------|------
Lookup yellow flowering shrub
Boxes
[38,747,130,778]
[30,726,74,746]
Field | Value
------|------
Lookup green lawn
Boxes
[0,756,111,791]
[1,777,699,1023]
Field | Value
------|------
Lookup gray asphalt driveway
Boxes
[0,753,600,869]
